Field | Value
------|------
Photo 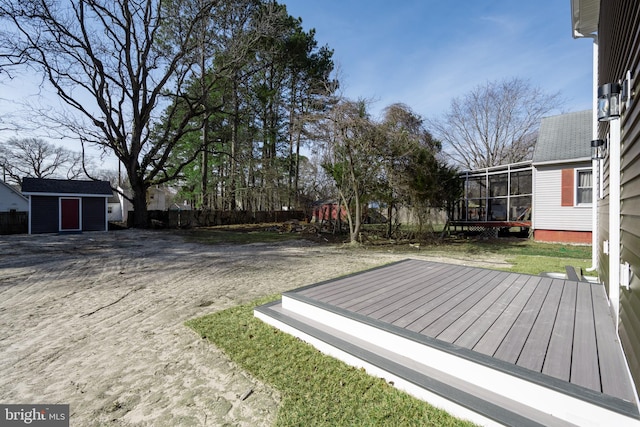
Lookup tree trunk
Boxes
[230,77,239,210]
[129,174,148,228]
[387,203,393,238]
[351,196,362,244]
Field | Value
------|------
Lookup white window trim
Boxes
[575,168,593,207]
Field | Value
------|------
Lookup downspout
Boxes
[588,35,599,272]
[27,195,31,235]
[609,118,622,323]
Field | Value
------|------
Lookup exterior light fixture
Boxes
[591,139,605,160]
[621,70,634,111]
[598,82,621,121]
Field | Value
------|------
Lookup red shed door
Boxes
[60,198,81,231]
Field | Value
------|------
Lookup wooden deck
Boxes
[449,220,531,228]
[256,259,639,426]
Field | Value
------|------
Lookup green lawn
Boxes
[418,239,592,276]
[185,229,593,426]
[187,295,476,427]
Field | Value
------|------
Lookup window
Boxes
[576,169,593,205]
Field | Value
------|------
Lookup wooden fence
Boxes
[0,209,308,234]
[0,211,28,235]
[129,209,306,229]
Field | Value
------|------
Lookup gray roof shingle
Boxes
[21,178,113,196]
[532,110,592,164]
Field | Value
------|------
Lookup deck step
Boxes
[255,295,640,427]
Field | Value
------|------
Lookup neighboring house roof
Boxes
[21,177,113,196]
[532,110,592,165]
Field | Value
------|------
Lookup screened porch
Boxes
[450,161,533,230]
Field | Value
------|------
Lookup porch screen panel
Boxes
[509,196,532,221]
[488,198,506,221]
[489,174,508,197]
[510,171,532,196]
[467,177,486,220]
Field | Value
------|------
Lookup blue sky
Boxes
[0,1,595,173]
[283,0,595,120]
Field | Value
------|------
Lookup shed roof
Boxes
[532,110,592,165]
[21,178,113,196]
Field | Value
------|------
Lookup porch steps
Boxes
[255,292,640,427]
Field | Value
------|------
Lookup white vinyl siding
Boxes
[533,165,592,232]
[0,184,29,212]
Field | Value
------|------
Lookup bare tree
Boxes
[429,77,563,170]
[0,0,273,227]
[319,99,383,244]
[0,137,85,185]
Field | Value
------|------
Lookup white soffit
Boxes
[571,0,600,38]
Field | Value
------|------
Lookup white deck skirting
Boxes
[255,294,639,427]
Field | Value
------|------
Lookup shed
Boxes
[532,110,593,243]
[21,178,113,234]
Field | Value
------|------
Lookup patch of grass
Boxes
[368,238,591,275]
[422,239,592,276]
[186,296,476,427]
[501,254,591,276]
[415,239,590,259]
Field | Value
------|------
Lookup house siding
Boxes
[533,165,592,233]
[0,183,28,212]
[82,197,106,231]
[599,197,610,296]
[30,196,59,234]
[599,0,640,392]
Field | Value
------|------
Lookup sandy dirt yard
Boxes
[0,229,505,426]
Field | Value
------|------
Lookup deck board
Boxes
[542,281,577,382]
[377,266,478,323]
[493,277,552,364]
[286,259,636,402]
[303,261,418,302]
[571,282,600,391]
[391,268,494,329]
[422,272,517,338]
[473,275,542,357]
[591,282,636,400]
[436,273,522,343]
[347,264,447,313]
[516,279,564,372]
[328,261,439,307]
[409,270,508,335]
[453,274,530,350]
